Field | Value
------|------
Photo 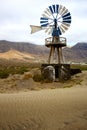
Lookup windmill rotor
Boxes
[40,4,71,35]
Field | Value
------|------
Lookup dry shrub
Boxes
[30,68,41,77]
[22,72,33,80]
[33,74,44,82]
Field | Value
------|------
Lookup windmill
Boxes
[30,4,71,64]
[30,4,72,80]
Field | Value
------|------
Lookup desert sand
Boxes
[0,71,87,130]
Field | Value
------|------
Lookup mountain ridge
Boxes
[0,40,87,63]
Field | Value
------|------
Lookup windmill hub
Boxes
[54,18,57,26]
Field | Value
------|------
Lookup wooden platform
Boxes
[45,37,66,47]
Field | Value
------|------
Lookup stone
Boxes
[42,65,55,82]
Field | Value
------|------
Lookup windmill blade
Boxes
[45,27,52,35]
[40,20,48,24]
[45,8,52,16]
[57,27,62,35]
[40,17,53,21]
[55,4,59,19]
[60,23,70,31]
[30,25,42,34]
[60,6,66,15]
[45,8,55,19]
[48,28,52,35]
[62,12,71,18]
[49,5,54,14]
[63,19,71,24]
[62,23,70,28]
[59,5,63,15]
[45,27,50,33]
[59,25,66,33]
[48,5,55,18]
[40,17,48,20]
[44,10,51,17]
[41,22,49,27]
[42,13,50,18]
[61,9,69,16]
[62,11,71,24]
[59,5,64,15]
[56,4,59,13]
[63,16,71,21]
[52,5,56,13]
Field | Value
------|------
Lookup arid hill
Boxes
[0,49,35,61]
[0,40,87,63]
[63,42,87,63]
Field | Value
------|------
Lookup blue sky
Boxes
[0,0,87,46]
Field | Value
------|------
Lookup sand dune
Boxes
[0,86,87,130]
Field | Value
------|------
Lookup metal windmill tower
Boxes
[30,4,71,64]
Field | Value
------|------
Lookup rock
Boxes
[42,65,55,82]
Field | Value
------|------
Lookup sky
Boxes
[0,0,87,46]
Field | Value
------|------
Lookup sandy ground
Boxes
[0,71,87,130]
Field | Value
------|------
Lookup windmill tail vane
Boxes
[30,25,42,34]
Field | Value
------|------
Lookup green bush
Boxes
[17,66,28,74]
[71,64,87,71]
[0,63,41,79]
[0,66,29,78]
[0,71,9,78]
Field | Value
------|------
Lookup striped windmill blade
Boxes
[55,4,59,19]
[52,4,56,13]
[48,5,55,18]
[40,17,49,27]
[62,12,71,24]
[56,4,59,14]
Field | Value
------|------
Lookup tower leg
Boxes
[48,47,52,64]
[57,47,61,64]
[60,47,64,63]
[52,46,55,62]
[48,46,55,64]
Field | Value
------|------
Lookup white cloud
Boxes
[0,0,87,46]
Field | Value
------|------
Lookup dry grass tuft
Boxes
[22,72,33,80]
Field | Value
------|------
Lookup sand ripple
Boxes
[0,87,87,130]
